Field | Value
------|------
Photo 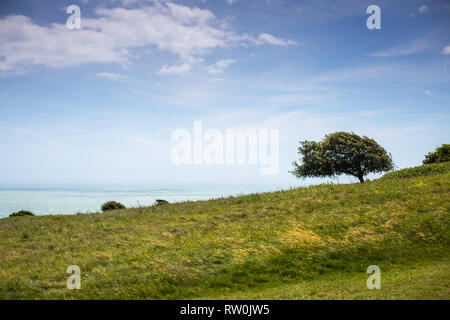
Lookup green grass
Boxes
[0,164,449,300]
[381,161,450,180]
[197,259,450,300]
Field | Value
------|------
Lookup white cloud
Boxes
[417,5,429,15]
[443,46,450,55]
[158,63,191,75]
[256,33,298,46]
[0,2,295,76]
[424,90,432,96]
[207,59,236,74]
[96,72,129,81]
[185,56,204,65]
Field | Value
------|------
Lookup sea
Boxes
[0,184,295,218]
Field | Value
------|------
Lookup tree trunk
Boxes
[357,175,365,183]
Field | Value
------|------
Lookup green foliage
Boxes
[100,201,126,212]
[155,199,169,205]
[381,162,450,180]
[291,132,394,183]
[9,210,34,218]
[423,144,450,165]
[0,165,448,299]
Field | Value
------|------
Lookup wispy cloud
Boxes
[157,63,192,75]
[255,33,298,46]
[368,38,433,57]
[207,59,236,74]
[210,78,225,83]
[96,72,129,82]
[417,5,429,15]
[0,125,33,135]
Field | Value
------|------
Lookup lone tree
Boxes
[291,132,394,183]
[423,144,450,164]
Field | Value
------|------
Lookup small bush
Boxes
[156,199,169,205]
[101,201,126,212]
[9,210,34,218]
[423,144,450,164]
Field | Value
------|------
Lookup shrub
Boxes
[156,199,169,205]
[9,210,34,218]
[101,201,126,212]
[423,144,450,164]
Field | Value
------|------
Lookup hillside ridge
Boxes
[0,163,449,299]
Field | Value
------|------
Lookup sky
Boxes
[0,0,449,186]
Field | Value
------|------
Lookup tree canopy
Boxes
[423,144,450,165]
[291,132,394,183]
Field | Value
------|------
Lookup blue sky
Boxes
[0,0,449,186]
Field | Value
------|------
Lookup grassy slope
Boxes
[0,163,449,299]
[198,260,449,300]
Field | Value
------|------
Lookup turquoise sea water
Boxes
[0,184,291,218]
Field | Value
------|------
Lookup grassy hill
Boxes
[0,163,449,299]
